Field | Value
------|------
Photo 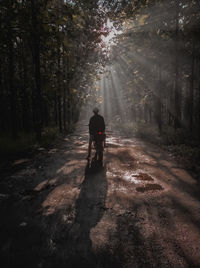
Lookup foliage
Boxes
[109,0,200,136]
[40,127,59,148]
[0,132,36,158]
[167,144,200,163]
[0,126,61,159]
[134,123,160,143]
[0,0,109,140]
[161,127,190,145]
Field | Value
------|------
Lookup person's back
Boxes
[87,107,106,159]
[89,113,105,135]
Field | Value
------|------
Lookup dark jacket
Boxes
[89,114,105,135]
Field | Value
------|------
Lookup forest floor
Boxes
[0,124,200,268]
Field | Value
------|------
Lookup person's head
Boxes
[93,107,99,114]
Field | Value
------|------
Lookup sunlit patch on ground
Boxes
[73,140,84,146]
[123,171,143,184]
[117,185,130,193]
[106,170,120,178]
[107,168,155,185]
[72,148,86,154]
[147,151,162,158]
[80,144,88,149]
[56,158,85,175]
[66,159,83,166]
[107,148,135,169]
[106,158,165,196]
[62,210,75,224]
[123,171,154,184]
[42,184,80,215]
[48,148,58,154]
[90,214,117,248]
[12,158,30,166]
[107,175,132,195]
[34,178,57,192]
[135,153,157,165]
[107,137,123,148]
[171,168,196,184]
[159,159,174,168]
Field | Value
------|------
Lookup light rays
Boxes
[78,0,196,127]
[83,63,133,126]
[101,18,123,51]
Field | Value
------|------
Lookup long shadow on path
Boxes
[68,163,108,267]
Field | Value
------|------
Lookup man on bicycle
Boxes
[87,107,106,159]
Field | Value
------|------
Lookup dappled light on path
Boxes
[0,130,200,267]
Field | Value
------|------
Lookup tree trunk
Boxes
[198,61,200,134]
[63,57,67,132]
[155,65,162,134]
[31,0,42,141]
[189,35,195,133]
[67,87,71,129]
[148,107,152,123]
[54,92,58,125]
[63,85,67,132]
[8,18,18,139]
[21,41,31,132]
[144,103,148,123]
[57,45,62,133]
[174,0,181,129]
[58,94,62,133]
[0,52,6,131]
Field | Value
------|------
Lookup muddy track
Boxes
[0,129,200,268]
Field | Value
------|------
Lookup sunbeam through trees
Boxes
[1,0,200,154]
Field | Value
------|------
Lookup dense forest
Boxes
[0,0,107,141]
[0,0,200,161]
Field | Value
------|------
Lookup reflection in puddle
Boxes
[123,172,141,184]
[107,169,155,184]
[123,172,154,184]
[107,168,163,193]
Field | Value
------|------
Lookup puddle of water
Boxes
[136,183,163,193]
[134,173,154,181]
[123,172,141,184]
[108,170,155,184]
[123,172,154,184]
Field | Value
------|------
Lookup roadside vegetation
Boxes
[0,127,59,160]
[114,121,200,172]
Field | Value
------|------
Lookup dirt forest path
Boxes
[0,125,200,268]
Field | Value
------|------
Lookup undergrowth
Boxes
[112,121,200,169]
[0,127,60,160]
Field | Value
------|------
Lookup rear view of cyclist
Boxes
[87,107,105,159]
